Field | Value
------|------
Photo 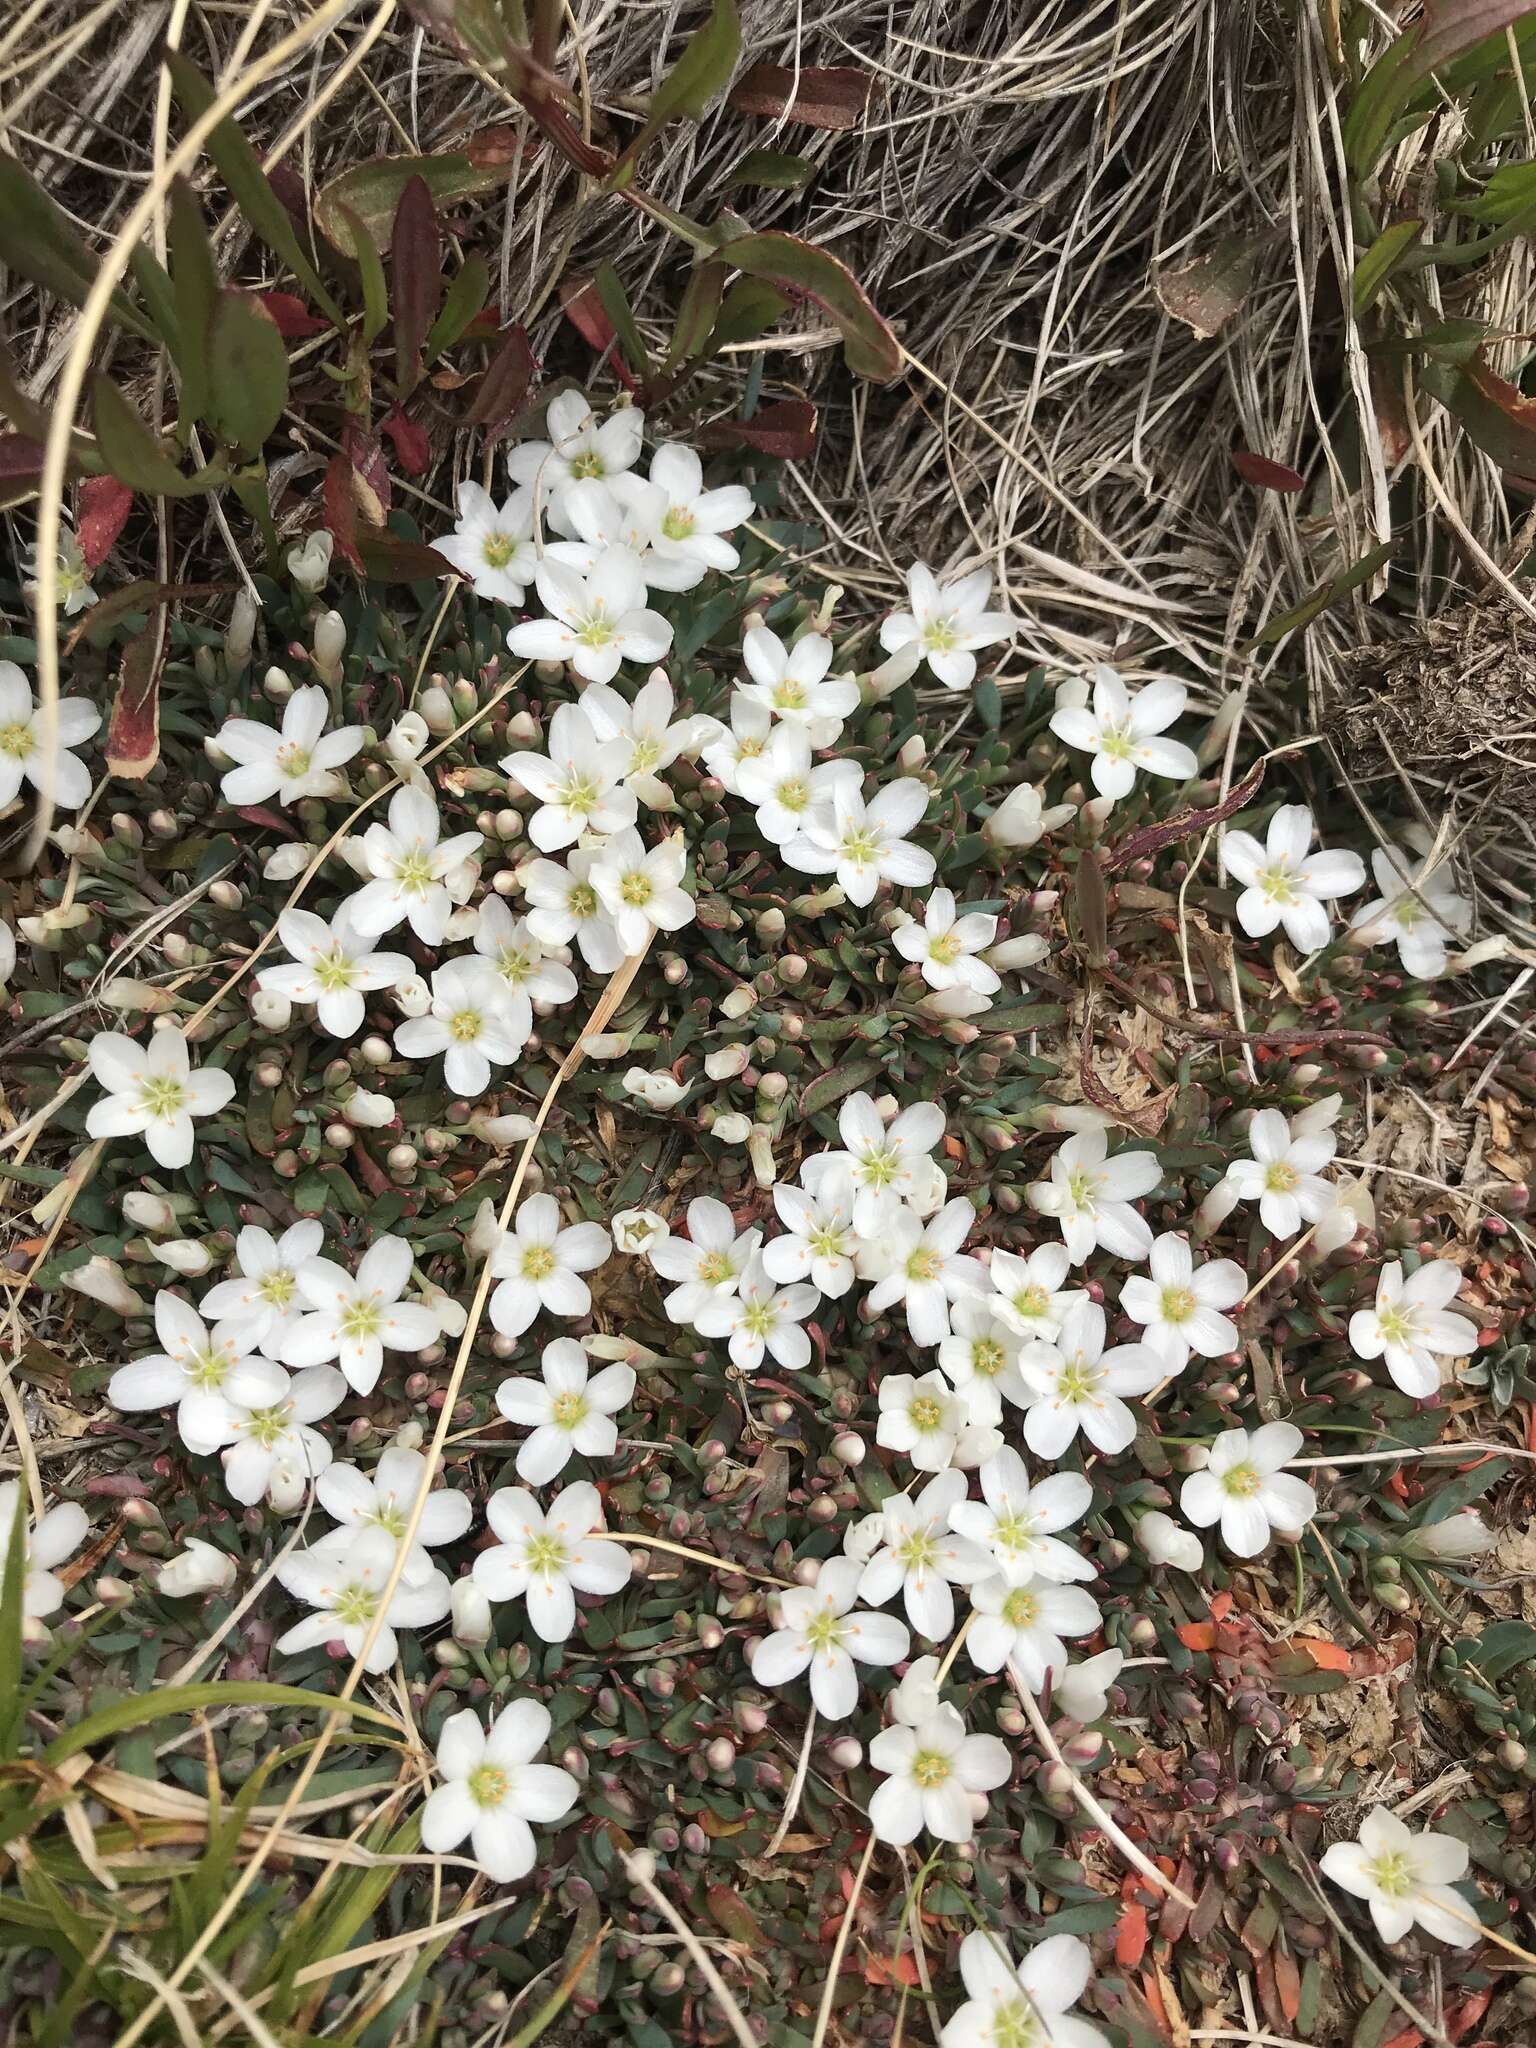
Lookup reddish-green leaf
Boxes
[315,153,501,255]
[356,524,451,582]
[323,450,363,573]
[665,262,726,369]
[105,604,168,779]
[382,403,431,475]
[719,230,900,381]
[205,291,289,454]
[1154,233,1265,339]
[391,174,442,396]
[76,477,134,569]
[1422,351,1536,484]
[729,62,872,129]
[700,398,817,459]
[1343,5,1536,174]
[465,324,538,434]
[559,279,635,387]
[258,291,330,338]
[1231,449,1305,493]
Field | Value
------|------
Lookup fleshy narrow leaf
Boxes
[205,290,290,454]
[664,261,726,369]
[44,1681,399,1763]
[105,603,167,780]
[314,153,502,255]
[339,202,389,346]
[391,173,442,396]
[703,277,786,352]
[425,255,491,364]
[1344,6,1536,174]
[1240,543,1396,651]
[1422,351,1536,484]
[1352,218,1424,313]
[718,230,900,380]
[729,61,873,129]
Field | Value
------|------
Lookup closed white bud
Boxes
[983,933,1050,972]
[393,1420,425,1451]
[62,1255,146,1316]
[624,1068,688,1109]
[710,1112,752,1144]
[225,589,257,672]
[393,977,433,1019]
[251,987,292,1031]
[719,986,756,1021]
[419,1284,467,1338]
[612,1208,667,1255]
[343,1086,395,1129]
[906,1154,948,1219]
[505,710,539,745]
[156,1538,237,1598]
[1052,1647,1124,1724]
[122,1191,178,1234]
[418,684,456,733]
[582,1031,633,1060]
[748,1124,777,1186]
[705,1044,751,1081]
[1402,1512,1495,1562]
[336,835,373,878]
[864,642,921,701]
[897,735,926,770]
[265,1462,307,1514]
[157,1238,212,1278]
[451,1578,493,1646]
[103,977,177,1014]
[984,782,1076,850]
[262,843,312,883]
[386,711,430,764]
[842,1511,886,1563]
[286,529,334,594]
[1194,1178,1241,1238]
[1137,1510,1204,1571]
[470,1111,538,1146]
[312,609,346,677]
[262,663,294,704]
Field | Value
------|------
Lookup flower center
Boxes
[482,531,517,570]
[314,947,357,993]
[620,871,654,908]
[186,1344,232,1391]
[972,1338,1006,1377]
[697,1250,736,1286]
[661,506,695,541]
[1160,1285,1197,1325]
[742,1300,776,1338]
[809,1223,846,1258]
[1363,1849,1416,1900]
[1065,1168,1101,1212]
[896,1528,937,1571]
[858,1143,898,1189]
[468,1762,510,1807]
[275,742,311,776]
[1263,1161,1298,1194]
[805,1608,846,1654]
[524,1530,567,1576]
[1057,1354,1101,1404]
[259,1269,296,1308]
[448,1008,483,1043]
[576,610,616,651]
[393,848,438,896]
[521,1244,557,1281]
[140,1075,187,1122]
[920,617,959,654]
[737,735,766,762]
[1259,864,1298,903]
[1010,1283,1049,1322]
[992,1508,1036,1559]
[1002,1586,1040,1629]
[332,1582,380,1627]
[929,931,963,964]
[909,1395,944,1432]
[777,777,809,812]
[339,1297,384,1343]
[1221,1461,1262,1499]
[838,825,881,865]
[1099,721,1135,761]
[1376,1304,1415,1345]
[552,1390,588,1429]
[906,1247,942,1284]
[910,1747,952,1787]
[497,945,533,985]
[561,771,601,815]
[629,735,661,774]
[992,1999,1043,2048]
[0,721,33,760]
[568,881,599,919]
[242,1403,290,1449]
[370,1500,408,1537]
[569,451,604,480]
[1393,896,1422,929]
[774,680,807,712]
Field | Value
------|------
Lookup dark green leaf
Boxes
[1351,219,1423,313]
[205,291,289,453]
[717,230,900,380]
[91,376,216,496]
[724,148,817,191]
[594,261,652,376]
[314,152,501,254]
[0,158,156,341]
[339,203,389,346]
[615,0,741,168]
[1242,540,1396,651]
[425,254,489,364]
[169,176,217,428]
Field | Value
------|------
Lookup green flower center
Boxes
[369,1500,408,1537]
[569,451,604,479]
[468,1762,511,1807]
[1057,1355,1100,1404]
[620,872,654,908]
[859,1144,898,1189]
[910,1747,952,1787]
[809,1223,846,1258]
[773,680,807,712]
[1393,897,1422,930]
[448,1008,483,1043]
[1376,1304,1414,1345]
[482,532,517,570]
[576,613,615,651]
[1002,1586,1040,1628]
[186,1345,232,1391]
[929,931,963,963]
[314,948,357,993]
[525,1530,567,1576]
[1009,1282,1049,1322]
[0,721,35,759]
[259,1269,296,1308]
[562,771,601,814]
[1363,1849,1415,1900]
[742,1300,776,1338]
[568,881,599,919]
[521,1244,557,1281]
[497,944,534,985]
[777,777,809,812]
[629,735,661,774]
[339,1298,383,1343]
[906,1248,941,1283]
[839,825,881,865]
[972,1338,1006,1377]
[805,1608,845,1654]
[1099,722,1135,761]
[737,735,765,761]
[1221,1461,1262,1499]
[243,1404,290,1449]
[697,1250,736,1286]
[141,1075,186,1121]
[1263,1161,1298,1194]
[992,1999,1043,2048]
[992,1507,1036,1560]
[1065,1168,1100,1211]
[332,1583,379,1627]
[909,1395,944,1432]
[552,1390,588,1429]
[1160,1286,1197,1325]
[1259,865,1299,903]
[896,1529,937,1571]
[275,742,311,776]
[920,617,959,654]
[393,848,438,895]
[661,506,695,541]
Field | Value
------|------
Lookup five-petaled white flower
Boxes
[0,1482,89,1630]
[507,551,672,684]
[275,1526,451,1674]
[283,1234,443,1395]
[1349,1259,1479,1398]
[85,1028,236,1170]
[1119,1232,1246,1371]
[735,721,859,848]
[857,1471,992,1641]
[785,775,935,907]
[1351,842,1473,979]
[938,1298,1033,1411]
[421,1700,580,1882]
[1223,1107,1337,1237]
[1320,1808,1478,1948]
[582,670,697,796]
[256,903,412,1038]
[621,444,753,583]
[698,690,772,795]
[879,563,1017,692]
[221,1360,347,1505]
[216,684,364,808]
[507,392,645,534]
[750,1555,910,1719]
[1222,804,1365,952]
[738,626,860,746]
[1180,1422,1317,1556]
[876,1370,972,1473]
[893,889,1001,994]
[522,847,626,971]
[502,701,638,851]
[313,1445,473,1583]
[862,1199,987,1346]
[21,528,97,618]
[986,1243,1085,1343]
[802,1092,945,1239]
[472,896,578,1006]
[764,1171,861,1298]
[108,1293,266,1453]
[0,662,100,812]
[967,1573,1102,1684]
[1017,1301,1163,1458]
[433,481,538,604]
[473,1481,633,1641]
[940,1930,1109,2048]
[393,956,530,1097]
[495,1338,636,1484]
[948,1453,1096,1587]
[201,1220,325,1359]
[589,826,693,954]
[488,1195,612,1340]
[347,786,482,946]
[869,1700,1011,1846]
[649,1197,762,1324]
[1049,665,1196,802]
[1026,1129,1160,1266]
[693,1250,819,1372]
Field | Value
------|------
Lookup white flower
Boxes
[156,1536,237,1598]
[0,661,100,811]
[1053,1647,1124,1723]
[875,1369,971,1472]
[1320,1809,1477,1948]
[200,1220,326,1359]
[495,1338,635,1483]
[1119,1232,1246,1370]
[507,391,645,534]
[985,1243,1085,1343]
[256,903,412,1038]
[1180,1422,1317,1556]
[473,1481,633,1641]
[862,1199,987,1346]
[393,957,530,1097]
[1402,1511,1495,1562]
[215,684,363,808]
[221,1362,348,1506]
[287,529,334,593]
[1137,1509,1205,1571]
[630,443,753,582]
[1026,1129,1160,1266]
[472,896,578,1006]
[348,786,483,945]
[857,1471,992,1640]
[1224,1107,1337,1237]
[386,711,431,765]
[522,847,626,971]
[421,1700,580,1882]
[345,1086,395,1129]
[750,1556,910,1719]
[611,1207,667,1255]
[802,1091,945,1238]
[1222,804,1365,951]
[313,1446,473,1583]
[21,528,97,616]
[868,1701,1010,1846]
[0,920,14,987]
[1049,664,1196,802]
[451,1578,493,1645]
[890,1654,944,1726]
[1351,842,1473,979]
[738,627,859,746]
[699,690,772,795]
[85,1029,236,1170]
[488,1195,611,1340]
[763,1171,861,1297]
[502,701,638,850]
[283,1234,444,1396]
[968,1574,1102,1683]
[1017,1301,1164,1458]
[582,669,696,794]
[940,1930,1108,2048]
[0,1481,89,1627]
[275,1527,451,1674]
[434,481,538,603]
[107,1293,267,1453]
[785,776,935,908]
[649,1197,761,1323]
[1349,1259,1479,1398]
[892,890,1001,995]
[878,563,1016,692]
[589,827,694,954]
[693,1251,818,1371]
[948,1454,1096,1586]
[544,476,671,582]
[507,550,672,684]
[623,1066,689,1110]
[983,781,1077,850]
[734,722,859,848]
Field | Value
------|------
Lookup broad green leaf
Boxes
[716,229,900,379]
[425,254,490,363]
[665,261,726,368]
[707,277,787,352]
[169,175,217,428]
[1351,218,1423,313]
[724,148,817,191]
[338,203,389,345]
[0,158,156,341]
[91,375,218,495]
[126,242,178,355]
[166,52,343,325]
[44,1680,399,1763]
[1343,7,1536,175]
[594,261,652,376]
[314,152,502,254]
[613,0,741,173]
[1422,352,1536,481]
[1241,540,1397,650]
[206,290,290,453]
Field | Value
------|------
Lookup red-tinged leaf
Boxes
[381,403,431,475]
[232,805,295,836]
[76,477,134,569]
[391,173,441,395]
[466,124,539,169]
[356,524,450,582]
[1114,1901,1150,1970]
[1419,0,1536,76]
[700,398,818,460]
[258,290,330,338]
[1423,352,1536,486]
[730,62,873,129]
[323,451,363,574]
[106,606,168,778]
[719,230,901,381]
[0,432,46,481]
[558,278,636,388]
[1232,449,1305,492]
[1102,758,1267,872]
[863,1952,922,1987]
[1290,1635,1353,1673]
[315,152,502,255]
[704,1885,766,1945]
[465,324,538,437]
[1272,1946,1302,2025]
[342,420,391,526]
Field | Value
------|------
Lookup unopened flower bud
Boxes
[156,1238,212,1278]
[386,711,430,764]
[121,1191,177,1234]
[62,1255,146,1316]
[1136,1510,1204,1572]
[156,1537,237,1598]
[710,1111,752,1144]
[719,986,756,1021]
[225,589,257,673]
[343,1085,395,1129]
[612,1207,667,1255]
[251,987,291,1032]
[451,1578,493,1646]
[286,529,334,594]
[265,1463,307,1514]
[312,609,346,679]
